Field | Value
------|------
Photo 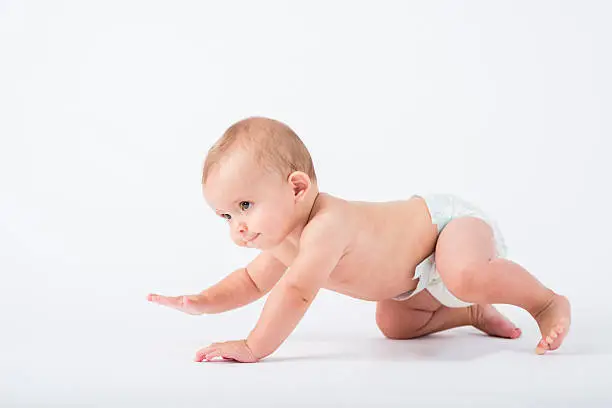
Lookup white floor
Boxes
[2,295,609,407]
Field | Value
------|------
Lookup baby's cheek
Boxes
[250,211,268,230]
[266,214,286,232]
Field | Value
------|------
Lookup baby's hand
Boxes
[147,293,209,315]
[194,340,258,363]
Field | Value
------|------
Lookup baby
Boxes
[147,116,571,362]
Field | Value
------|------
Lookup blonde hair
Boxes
[202,116,317,185]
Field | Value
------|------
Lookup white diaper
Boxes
[392,193,508,308]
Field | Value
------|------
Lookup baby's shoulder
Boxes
[309,193,351,225]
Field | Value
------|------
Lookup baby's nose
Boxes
[237,222,248,234]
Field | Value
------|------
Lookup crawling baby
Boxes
[147,116,571,362]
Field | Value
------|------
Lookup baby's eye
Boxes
[239,201,252,211]
[221,214,231,220]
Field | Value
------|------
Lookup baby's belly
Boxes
[324,247,431,301]
[324,195,440,301]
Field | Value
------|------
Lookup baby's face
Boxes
[203,151,297,250]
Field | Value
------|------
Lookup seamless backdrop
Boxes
[1,1,611,407]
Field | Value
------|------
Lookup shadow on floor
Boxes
[259,324,605,363]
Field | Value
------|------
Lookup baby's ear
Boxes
[288,171,311,200]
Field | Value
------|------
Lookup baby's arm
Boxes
[245,216,347,359]
[147,251,287,314]
[205,252,288,313]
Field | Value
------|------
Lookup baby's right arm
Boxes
[147,251,287,315]
[202,252,287,313]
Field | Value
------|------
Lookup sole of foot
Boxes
[533,294,571,355]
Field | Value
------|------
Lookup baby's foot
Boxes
[532,293,571,355]
[469,304,522,339]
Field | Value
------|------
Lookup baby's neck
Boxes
[272,190,322,259]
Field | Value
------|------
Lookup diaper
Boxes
[392,193,508,308]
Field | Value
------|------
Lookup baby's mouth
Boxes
[244,234,260,244]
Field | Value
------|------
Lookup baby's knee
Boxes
[376,318,420,340]
[375,303,428,340]
[442,261,491,300]
[375,307,400,339]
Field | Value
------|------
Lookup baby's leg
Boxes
[376,290,521,339]
[434,216,571,354]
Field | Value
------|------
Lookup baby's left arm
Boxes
[194,215,347,362]
[246,218,347,359]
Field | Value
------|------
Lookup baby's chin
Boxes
[238,234,262,249]
[245,235,279,250]
[247,238,269,249]
[238,234,284,250]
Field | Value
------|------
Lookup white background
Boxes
[1,1,611,406]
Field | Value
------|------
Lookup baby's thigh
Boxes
[434,216,497,278]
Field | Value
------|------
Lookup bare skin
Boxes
[307,193,568,353]
[148,118,569,360]
[531,294,571,354]
[150,191,569,357]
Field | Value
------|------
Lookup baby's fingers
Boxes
[204,349,223,361]
[195,345,216,362]
[147,293,184,309]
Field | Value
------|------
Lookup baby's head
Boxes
[202,117,318,249]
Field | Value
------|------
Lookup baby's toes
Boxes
[535,338,549,355]
[545,329,560,345]
[536,324,567,354]
[547,324,567,350]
